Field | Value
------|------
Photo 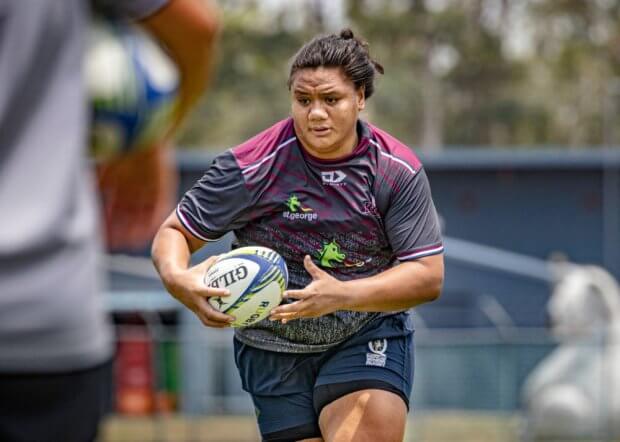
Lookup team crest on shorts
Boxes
[366,338,388,367]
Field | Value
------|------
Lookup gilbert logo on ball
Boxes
[85,17,179,159]
[204,246,289,328]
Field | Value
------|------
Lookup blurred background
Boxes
[101,0,620,441]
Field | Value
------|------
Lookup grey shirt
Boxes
[0,0,166,372]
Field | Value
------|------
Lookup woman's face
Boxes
[290,67,365,159]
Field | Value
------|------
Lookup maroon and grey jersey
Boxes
[178,118,443,353]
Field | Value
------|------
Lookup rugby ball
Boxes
[85,17,180,159]
[204,246,289,328]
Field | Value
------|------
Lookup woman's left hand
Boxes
[269,255,347,324]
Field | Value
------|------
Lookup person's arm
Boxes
[96,141,177,251]
[96,0,220,251]
[139,0,220,134]
[339,254,443,310]
[151,151,254,326]
[269,254,443,323]
[151,211,235,328]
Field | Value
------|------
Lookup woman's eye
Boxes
[297,98,310,105]
[326,97,338,104]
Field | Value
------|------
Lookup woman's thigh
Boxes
[319,388,407,442]
[312,314,414,441]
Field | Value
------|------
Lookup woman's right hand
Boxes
[163,255,235,328]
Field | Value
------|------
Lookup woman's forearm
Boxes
[151,226,191,287]
[339,255,444,312]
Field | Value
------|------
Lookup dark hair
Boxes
[288,28,384,99]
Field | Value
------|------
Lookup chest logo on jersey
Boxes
[321,170,347,186]
[315,240,371,269]
[362,200,381,219]
[282,194,318,221]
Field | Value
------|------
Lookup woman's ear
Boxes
[357,87,366,111]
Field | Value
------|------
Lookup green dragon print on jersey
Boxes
[317,240,346,268]
[285,194,313,213]
[316,240,372,268]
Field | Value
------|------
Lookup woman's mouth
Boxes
[310,127,331,136]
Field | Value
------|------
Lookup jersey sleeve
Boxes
[176,151,251,242]
[384,168,444,261]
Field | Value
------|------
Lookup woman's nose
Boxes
[308,102,327,120]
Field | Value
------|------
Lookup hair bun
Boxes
[340,28,355,40]
[372,60,385,75]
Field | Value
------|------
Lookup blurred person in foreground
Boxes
[152,29,444,441]
[0,1,218,441]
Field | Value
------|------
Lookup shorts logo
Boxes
[282,194,318,221]
[366,338,388,367]
[321,170,346,186]
[368,338,388,354]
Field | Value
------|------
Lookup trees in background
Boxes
[178,0,620,150]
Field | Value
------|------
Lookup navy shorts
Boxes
[233,312,414,440]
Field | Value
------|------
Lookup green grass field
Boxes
[99,411,522,442]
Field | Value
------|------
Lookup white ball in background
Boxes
[85,17,179,159]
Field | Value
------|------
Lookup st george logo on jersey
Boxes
[321,170,346,186]
[282,194,318,222]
